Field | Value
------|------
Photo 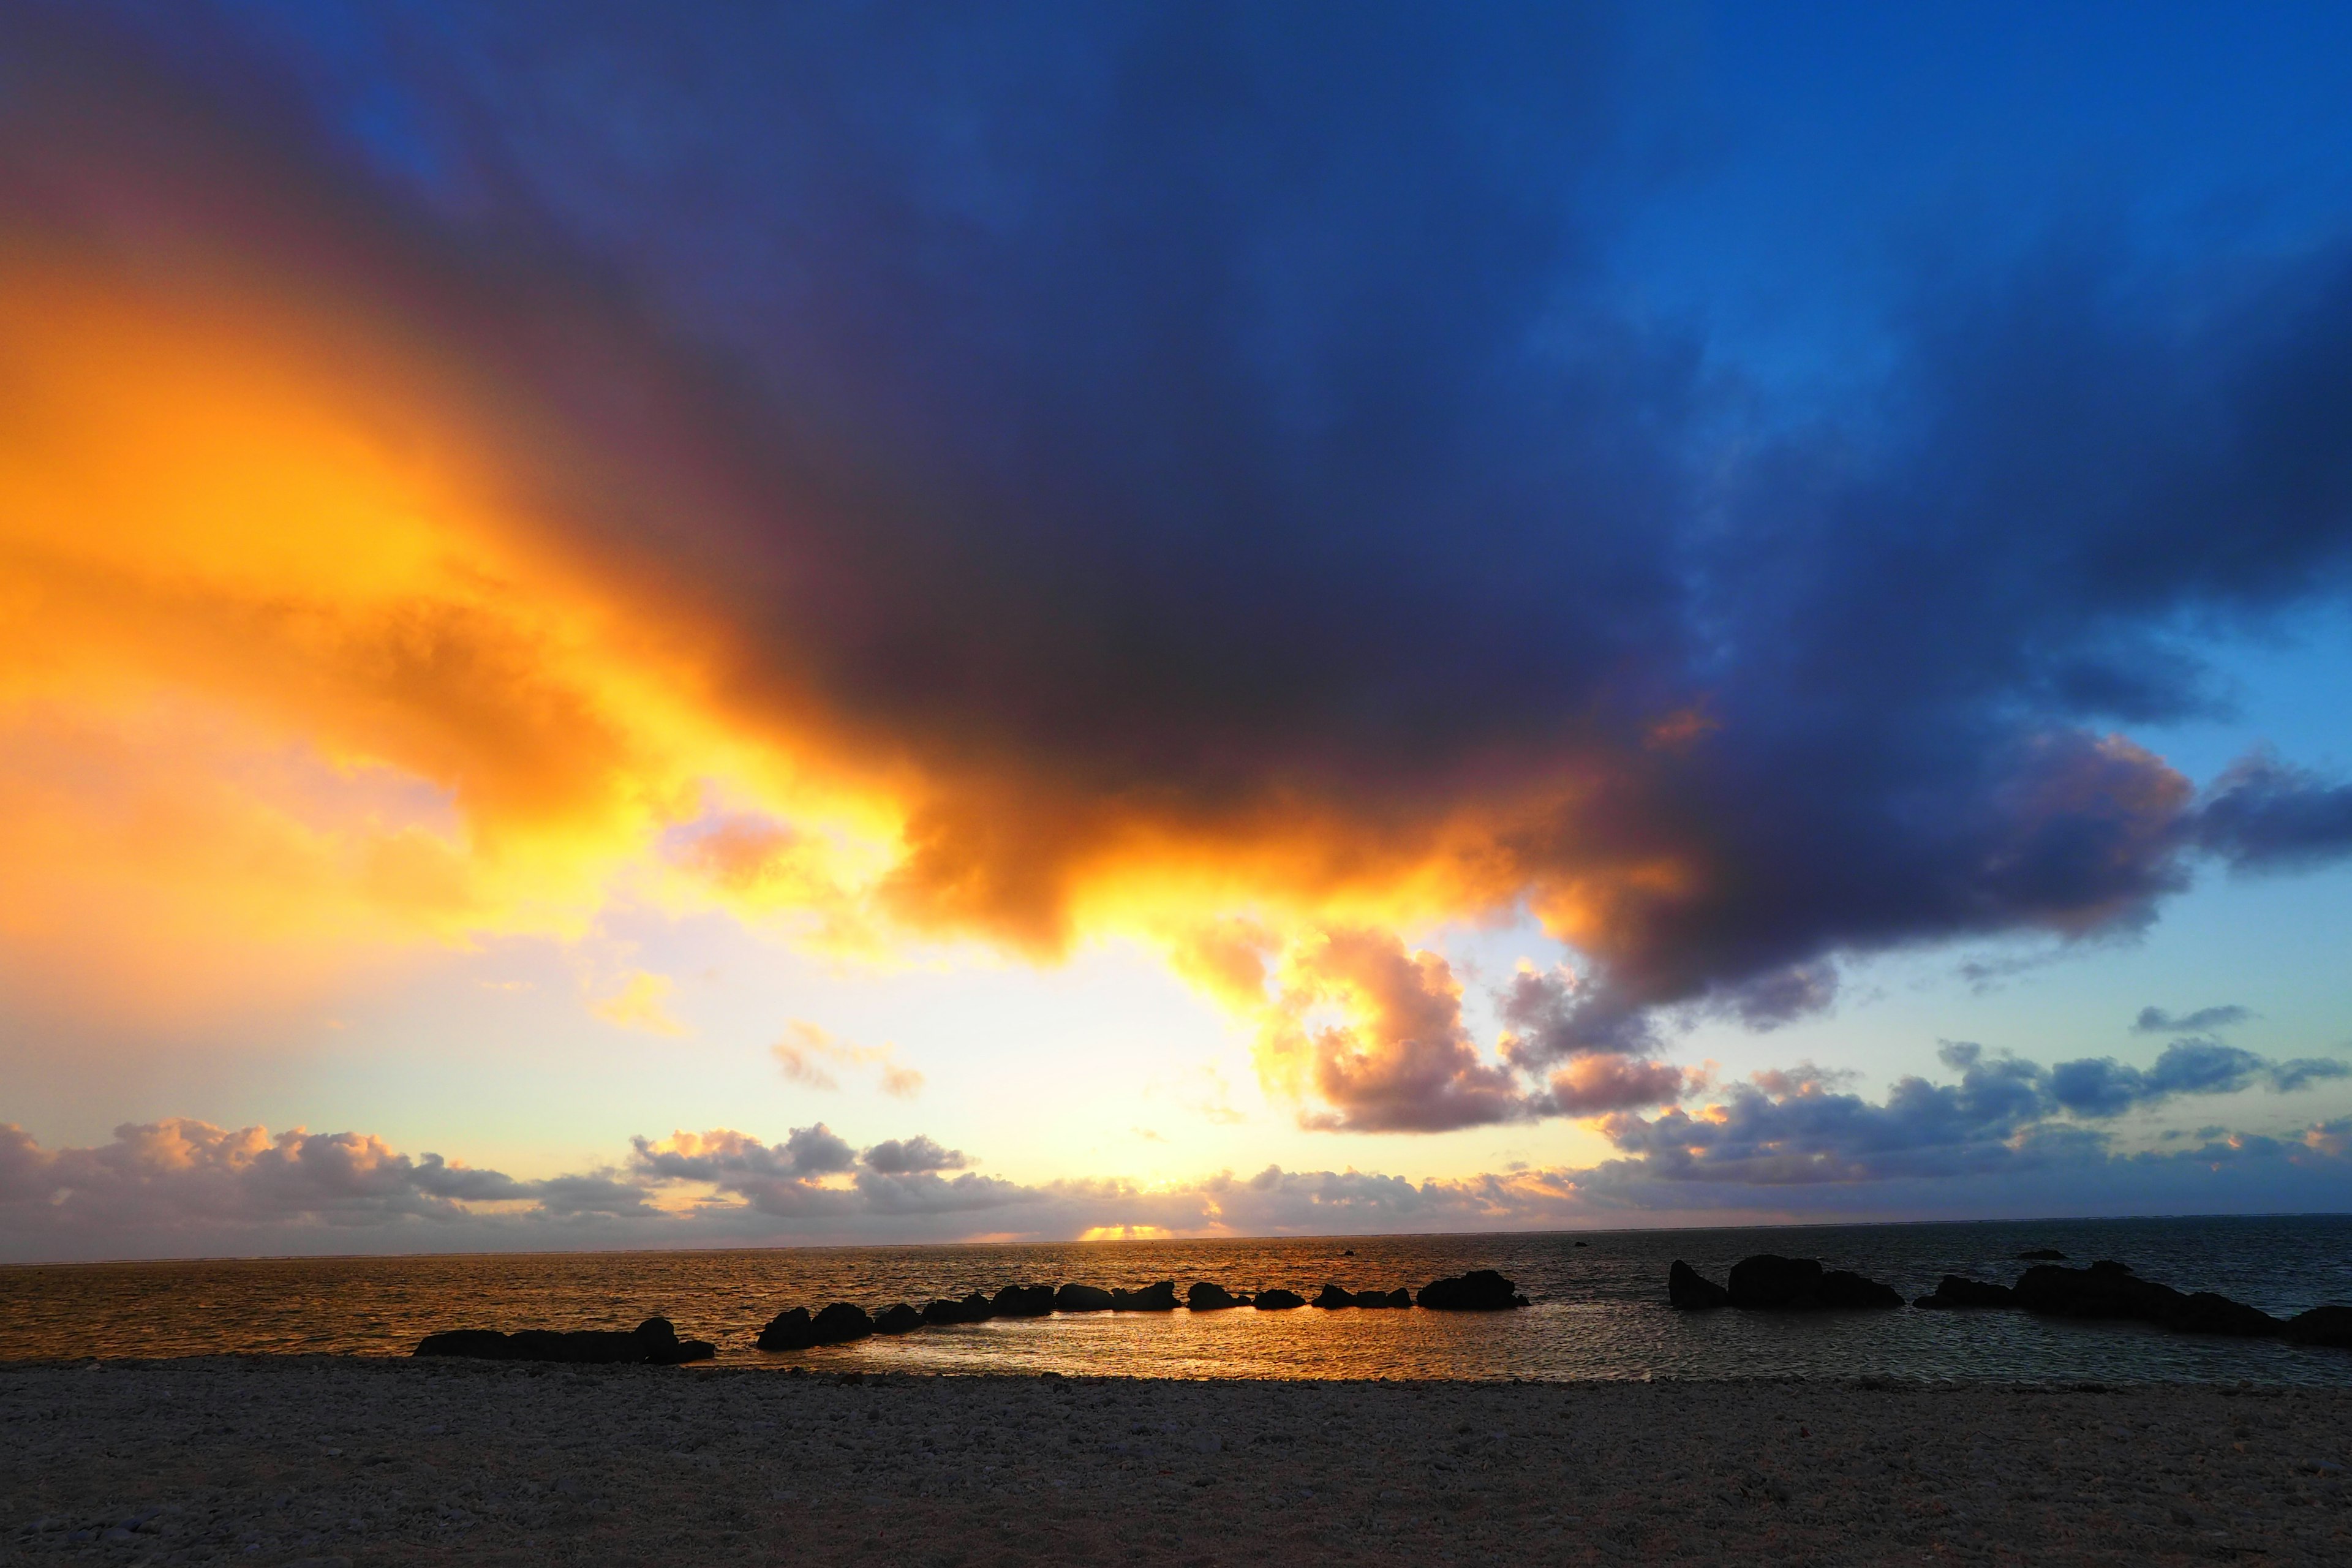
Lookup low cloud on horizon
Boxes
[9,1041,2351,1264]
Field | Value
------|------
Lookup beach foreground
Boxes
[6,1360,2348,1566]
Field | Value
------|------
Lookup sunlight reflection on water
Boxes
[6,1215,2350,1383]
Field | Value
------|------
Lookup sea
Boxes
[6,1215,2351,1384]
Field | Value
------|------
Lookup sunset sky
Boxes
[4,2,2351,1262]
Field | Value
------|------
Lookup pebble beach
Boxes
[9,1358,2351,1566]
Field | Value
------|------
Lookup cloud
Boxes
[772,1021,924,1098]
[1,7,2351,1060]
[2195,752,2352,872]
[2133,1003,2253,1034]
[12,1066,2352,1261]
[860,1136,968,1175]
[1257,929,1536,1133]
[591,971,687,1036]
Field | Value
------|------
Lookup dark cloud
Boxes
[2195,752,2352,872]
[860,1136,968,1175]
[13,6,2352,1050]
[2133,1003,2253,1035]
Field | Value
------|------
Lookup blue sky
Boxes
[0,2,2348,1261]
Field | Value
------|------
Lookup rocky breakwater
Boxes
[1665,1256,1901,1310]
[755,1303,877,1351]
[2015,1259,2282,1336]
[413,1316,714,1365]
[1186,1281,1250,1310]
[1313,1284,1413,1308]
[1415,1270,1529,1310]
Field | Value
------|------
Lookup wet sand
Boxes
[6,1357,2350,1565]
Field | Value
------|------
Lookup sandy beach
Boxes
[6,1359,2348,1566]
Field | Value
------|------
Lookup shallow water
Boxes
[5,1215,2351,1382]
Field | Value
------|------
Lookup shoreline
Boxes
[7,1358,2350,1564]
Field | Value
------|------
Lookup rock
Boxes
[756,1308,815,1352]
[417,1319,710,1364]
[1575,1240,1588,1247]
[921,1292,997,1325]
[2171,1291,2282,1338]
[1817,1270,1905,1310]
[992,1284,1056,1317]
[1054,1283,1115,1313]
[873,1303,924,1335]
[636,1317,715,1364]
[2016,1248,2068,1261]
[1727,1256,1822,1309]
[1667,1261,1730,1310]
[1188,1281,1246,1311]
[1110,1281,1179,1311]
[810,1303,874,1345]
[1913,1275,2016,1309]
[2015,1261,2279,1337]
[2284,1305,2352,1348]
[1312,1285,1355,1308]
[1416,1270,1524,1311]
[1360,1287,1412,1308]
[1253,1289,1306,1310]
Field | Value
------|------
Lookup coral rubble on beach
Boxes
[6,1358,2351,1565]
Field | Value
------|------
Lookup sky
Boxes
[2,1,2351,1263]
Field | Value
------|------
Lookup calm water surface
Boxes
[6,1216,2351,1384]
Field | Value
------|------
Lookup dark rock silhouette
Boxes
[1575,1240,1588,1248]
[417,1317,709,1364]
[2285,1305,2352,1349]
[1914,1275,2016,1309]
[2017,1249,2068,1261]
[873,1303,924,1335]
[1342,1248,1355,1256]
[634,1317,716,1364]
[1667,1260,1730,1310]
[922,1294,993,1325]
[1359,1287,1412,1308]
[1727,1255,1822,1309]
[1253,1288,1306,1310]
[810,1303,875,1344]
[992,1284,1056,1317]
[1818,1270,1904,1310]
[2015,1261,2279,1337]
[1188,1281,1246,1311]
[1416,1270,1526,1310]
[1054,1283,1115,1313]
[756,1307,815,1351]
[1312,1285,1356,1308]
[1111,1281,1179,1311]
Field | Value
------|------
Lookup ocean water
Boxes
[5,1215,2351,1384]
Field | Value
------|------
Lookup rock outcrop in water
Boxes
[993,1284,1057,1317]
[1914,1275,2016,1309]
[1416,1270,1527,1310]
[415,1317,712,1364]
[1358,1287,1412,1308]
[811,1303,875,1344]
[2014,1261,2280,1337]
[1054,1283,1115,1313]
[1253,1288,1306,1310]
[1668,1260,1731,1310]
[1726,1255,1821,1308]
[1819,1270,1905,1310]
[2285,1305,2352,1348]
[757,1307,814,1351]
[2017,1248,2068,1261]
[922,1292,994,1325]
[873,1303,924,1335]
[1111,1281,1180,1312]
[1188,1282,1246,1311]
